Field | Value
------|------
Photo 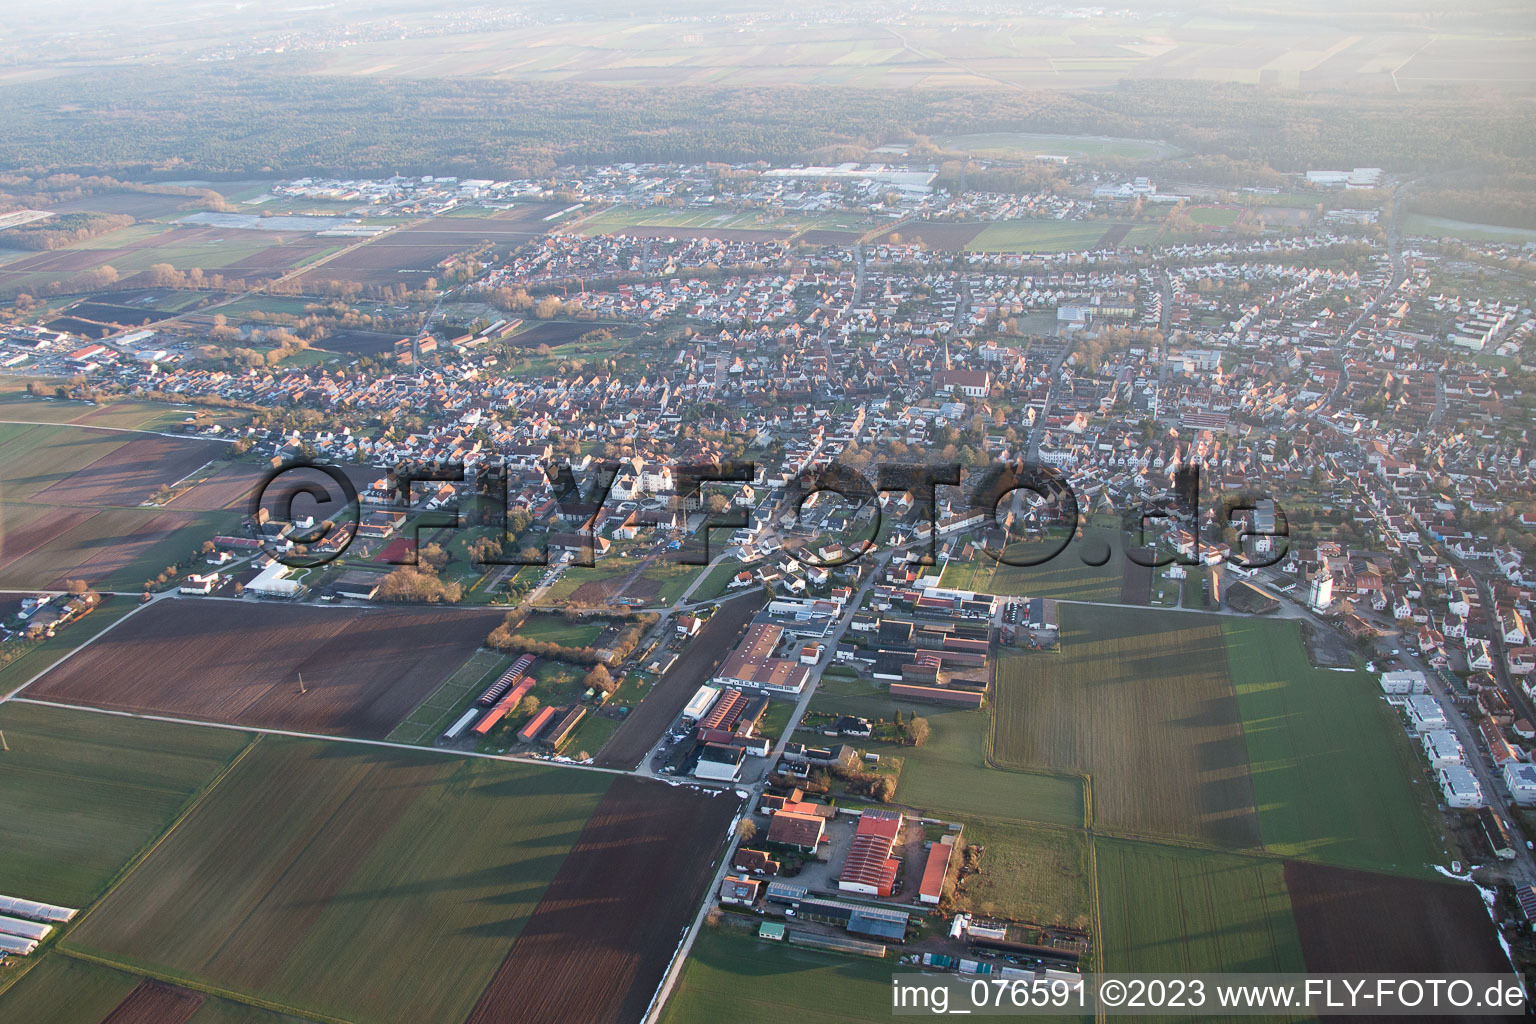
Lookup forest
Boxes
[1,66,1532,191]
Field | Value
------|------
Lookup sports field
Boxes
[991,605,1260,848]
[64,737,612,1024]
[1094,838,1305,975]
[1223,618,1443,874]
[0,701,252,908]
[661,925,895,1024]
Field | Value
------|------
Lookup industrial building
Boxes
[839,809,903,897]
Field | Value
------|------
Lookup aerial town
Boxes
[1,1,1534,1018]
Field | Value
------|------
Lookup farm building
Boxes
[517,705,557,743]
[1439,765,1484,808]
[0,935,38,956]
[792,896,909,942]
[0,895,75,923]
[180,572,218,595]
[918,838,955,905]
[0,916,52,942]
[699,688,748,732]
[694,742,745,782]
[888,682,985,708]
[839,810,903,897]
[443,707,483,740]
[542,706,586,749]
[759,921,786,941]
[766,809,825,852]
[472,677,534,736]
[478,656,537,706]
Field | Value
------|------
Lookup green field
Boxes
[0,394,207,432]
[1095,838,1305,976]
[965,220,1120,253]
[939,524,1124,603]
[1399,213,1536,243]
[0,953,319,1024]
[1188,206,1242,226]
[0,954,142,1024]
[689,557,750,602]
[0,423,132,501]
[991,606,1259,847]
[515,613,605,647]
[64,737,612,1024]
[951,820,1092,929]
[575,204,873,237]
[1223,618,1444,874]
[0,702,253,908]
[384,648,511,744]
[662,924,896,1024]
[807,674,1084,827]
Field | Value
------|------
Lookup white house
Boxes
[1503,761,1536,807]
[1406,694,1448,732]
[1421,729,1464,768]
[1438,765,1484,808]
[1380,670,1427,695]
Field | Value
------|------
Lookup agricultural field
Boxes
[0,701,252,908]
[990,606,1262,848]
[1223,618,1445,874]
[384,648,512,745]
[949,820,1092,929]
[0,504,238,590]
[0,955,143,1024]
[63,737,613,1024]
[1284,860,1512,974]
[1094,838,1305,975]
[0,221,337,295]
[28,434,221,507]
[661,924,895,1024]
[23,600,506,739]
[0,596,141,696]
[465,778,741,1024]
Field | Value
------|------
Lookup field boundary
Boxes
[56,948,345,1024]
[9,696,630,775]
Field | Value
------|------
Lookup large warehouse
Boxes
[838,809,904,898]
